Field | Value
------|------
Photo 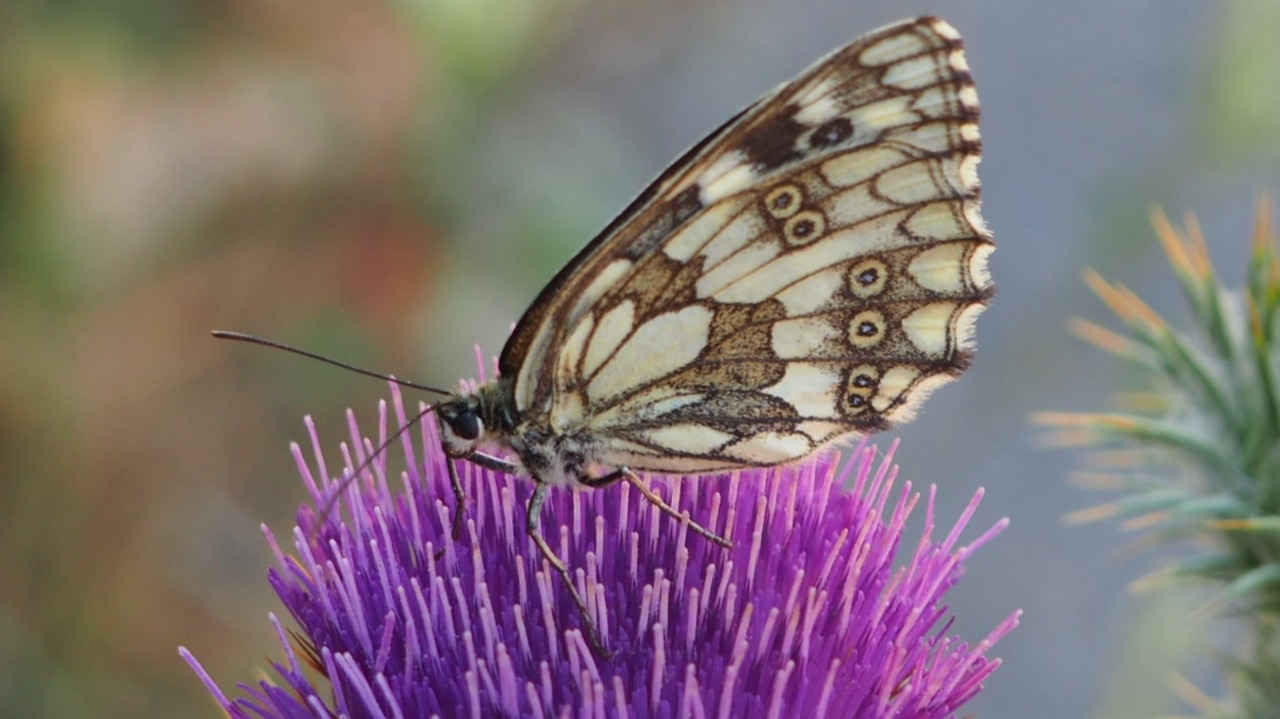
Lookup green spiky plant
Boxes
[1037,198,1280,718]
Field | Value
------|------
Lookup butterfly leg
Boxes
[434,451,520,558]
[526,481,611,657]
[617,468,733,549]
[449,451,520,537]
[443,459,467,541]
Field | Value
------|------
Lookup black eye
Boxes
[449,410,482,441]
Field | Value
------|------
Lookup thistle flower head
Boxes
[1038,199,1280,590]
[183,384,1016,718]
[1037,197,1280,717]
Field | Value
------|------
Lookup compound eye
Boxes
[449,410,483,441]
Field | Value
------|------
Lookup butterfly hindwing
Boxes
[501,16,992,473]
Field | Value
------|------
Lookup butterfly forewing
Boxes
[501,16,992,474]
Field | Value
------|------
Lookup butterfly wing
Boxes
[499,16,993,472]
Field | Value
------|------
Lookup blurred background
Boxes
[2,0,1278,716]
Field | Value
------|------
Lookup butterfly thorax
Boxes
[437,377,603,487]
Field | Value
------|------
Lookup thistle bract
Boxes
[1037,200,1280,716]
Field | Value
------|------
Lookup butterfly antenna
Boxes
[211,330,454,397]
[307,401,439,542]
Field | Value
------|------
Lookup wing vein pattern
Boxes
[500,16,993,473]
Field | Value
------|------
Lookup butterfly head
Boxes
[435,379,520,459]
[437,395,486,458]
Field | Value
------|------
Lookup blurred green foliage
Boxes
[1198,0,1280,170]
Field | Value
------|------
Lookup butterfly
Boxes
[425,15,993,654]
[219,15,992,656]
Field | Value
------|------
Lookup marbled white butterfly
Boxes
[429,16,993,653]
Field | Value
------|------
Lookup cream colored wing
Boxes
[500,17,992,472]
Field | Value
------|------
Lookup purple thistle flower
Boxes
[182,384,1018,718]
